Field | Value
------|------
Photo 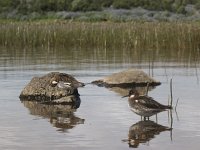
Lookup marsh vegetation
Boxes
[0,20,200,68]
[1,21,200,49]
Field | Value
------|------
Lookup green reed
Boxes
[0,20,200,65]
[0,20,200,50]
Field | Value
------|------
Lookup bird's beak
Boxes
[76,82,85,88]
[122,94,129,98]
[80,82,85,87]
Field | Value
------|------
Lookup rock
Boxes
[19,72,84,102]
[41,95,81,105]
[92,69,161,88]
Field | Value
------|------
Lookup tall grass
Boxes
[0,20,200,50]
[0,20,200,66]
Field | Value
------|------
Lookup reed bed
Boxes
[0,20,200,50]
[0,20,200,66]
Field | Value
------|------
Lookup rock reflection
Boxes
[128,120,172,148]
[21,98,84,132]
[109,86,155,96]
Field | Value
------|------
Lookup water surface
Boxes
[0,47,200,150]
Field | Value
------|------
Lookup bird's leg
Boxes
[144,117,147,121]
[156,114,158,123]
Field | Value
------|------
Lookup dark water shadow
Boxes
[108,86,156,96]
[124,120,172,148]
[21,98,84,132]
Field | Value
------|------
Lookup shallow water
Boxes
[0,47,200,150]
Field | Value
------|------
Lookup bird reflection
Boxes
[21,98,84,132]
[128,120,172,148]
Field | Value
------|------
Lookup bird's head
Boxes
[122,89,139,98]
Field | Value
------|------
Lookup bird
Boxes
[51,80,81,96]
[49,73,85,97]
[50,73,85,88]
[123,89,172,120]
[51,80,72,88]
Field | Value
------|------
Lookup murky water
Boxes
[0,47,200,150]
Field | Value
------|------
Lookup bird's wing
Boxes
[137,96,168,109]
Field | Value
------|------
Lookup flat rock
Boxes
[92,69,161,87]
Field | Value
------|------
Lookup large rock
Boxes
[92,69,161,88]
[19,72,84,103]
